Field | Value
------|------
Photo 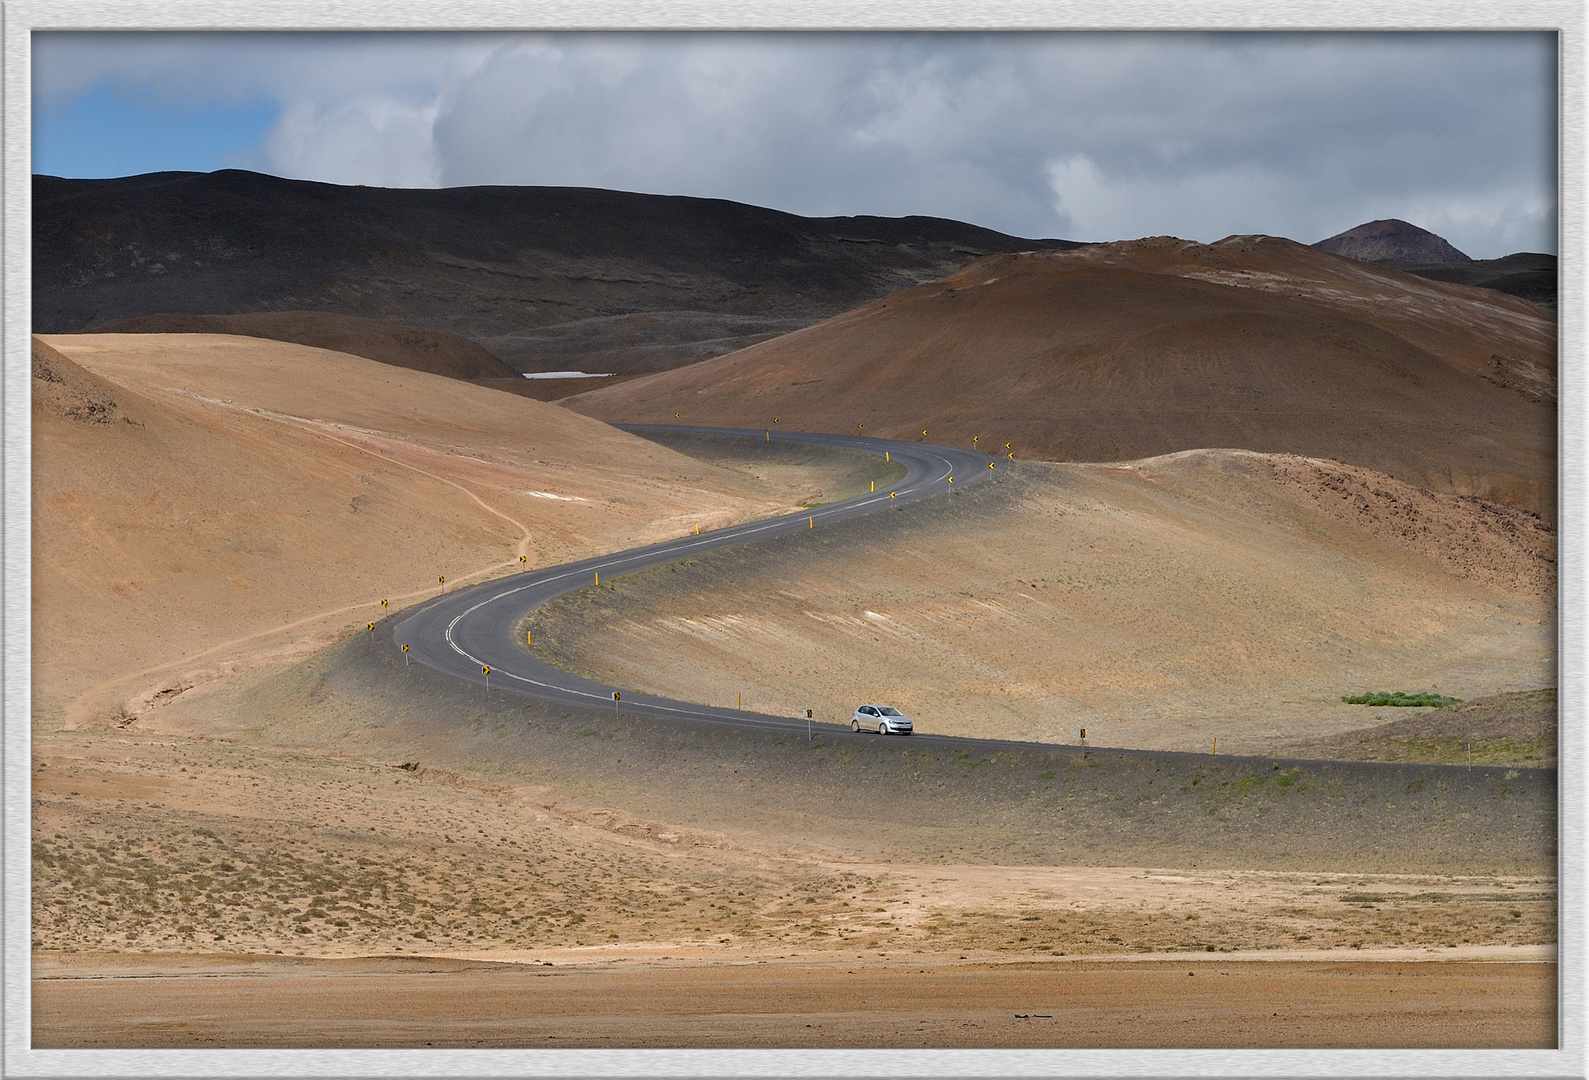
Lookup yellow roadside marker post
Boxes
[885,451,890,462]
[595,571,599,586]
[1212,738,1217,756]
[766,431,770,441]
[810,517,814,528]
[738,692,742,710]
[973,435,978,448]
[871,481,875,492]
[527,630,532,647]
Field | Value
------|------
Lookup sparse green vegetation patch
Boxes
[1342,691,1463,708]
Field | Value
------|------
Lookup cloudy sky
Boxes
[32,31,1558,258]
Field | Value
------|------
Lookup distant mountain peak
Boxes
[1313,219,1471,264]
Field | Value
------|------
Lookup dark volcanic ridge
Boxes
[1314,218,1471,264]
[34,170,1078,381]
[1379,253,1557,310]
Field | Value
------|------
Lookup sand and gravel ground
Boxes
[29,333,1558,1050]
[34,952,1554,1049]
[31,722,1555,1048]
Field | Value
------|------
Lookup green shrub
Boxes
[1341,691,1462,708]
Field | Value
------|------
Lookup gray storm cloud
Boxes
[32,31,1558,257]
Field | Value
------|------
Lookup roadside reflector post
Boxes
[766,431,770,441]
[810,517,814,528]
[738,692,742,710]
[885,451,889,462]
[402,643,409,667]
[871,481,874,492]
[527,630,532,647]
[1078,727,1086,742]
[1212,738,1217,756]
[595,571,599,586]
[614,691,620,716]
[807,709,813,741]
[439,575,445,590]
[1465,740,1472,770]
[483,665,490,692]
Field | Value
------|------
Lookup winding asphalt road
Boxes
[391,425,997,739]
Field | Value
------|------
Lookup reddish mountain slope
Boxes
[1313,218,1471,263]
[567,235,1555,515]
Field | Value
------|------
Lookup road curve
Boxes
[391,425,997,740]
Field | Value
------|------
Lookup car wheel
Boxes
[851,719,860,733]
[878,722,889,736]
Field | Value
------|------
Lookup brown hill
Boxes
[89,311,521,383]
[1313,219,1470,263]
[31,333,829,729]
[527,448,1554,754]
[567,235,1556,516]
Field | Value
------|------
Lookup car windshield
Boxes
[878,707,904,716]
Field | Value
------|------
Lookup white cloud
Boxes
[260,96,442,189]
[32,31,1559,257]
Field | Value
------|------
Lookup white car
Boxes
[852,704,913,735]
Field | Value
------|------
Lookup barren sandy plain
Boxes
[29,331,1557,1051]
